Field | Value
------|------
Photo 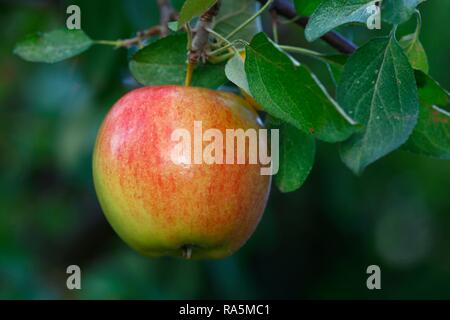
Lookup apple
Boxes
[93,86,271,259]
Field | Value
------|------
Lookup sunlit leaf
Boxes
[399,33,429,74]
[225,53,250,94]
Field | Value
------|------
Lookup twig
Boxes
[270,9,279,43]
[188,1,222,65]
[96,26,162,48]
[96,0,177,48]
[258,0,357,54]
[184,0,222,86]
[158,0,178,37]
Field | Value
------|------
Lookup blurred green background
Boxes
[1,0,449,299]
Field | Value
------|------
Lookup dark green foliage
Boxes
[337,36,419,174]
[245,33,357,143]
[129,34,227,88]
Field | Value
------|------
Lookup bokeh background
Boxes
[1,0,449,299]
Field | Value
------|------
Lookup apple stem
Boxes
[184,61,194,87]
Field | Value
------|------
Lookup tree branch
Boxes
[157,0,178,37]
[188,1,222,65]
[97,0,178,48]
[258,0,357,54]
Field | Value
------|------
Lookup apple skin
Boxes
[93,86,271,259]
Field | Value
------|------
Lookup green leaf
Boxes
[267,117,316,193]
[214,0,262,41]
[13,29,93,63]
[382,0,425,25]
[320,54,348,66]
[168,21,179,32]
[245,33,357,143]
[319,54,347,85]
[305,0,377,42]
[178,0,217,27]
[414,71,449,111]
[129,33,227,89]
[327,63,343,86]
[399,33,429,74]
[337,36,419,174]
[225,53,250,94]
[294,0,323,16]
[404,106,450,159]
[403,71,450,159]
